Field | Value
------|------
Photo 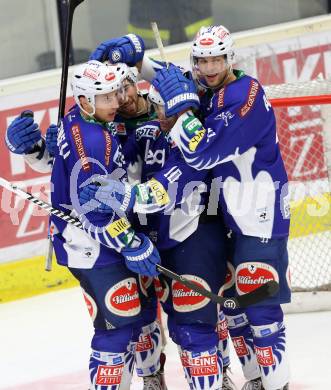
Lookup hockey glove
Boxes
[79,180,136,215]
[45,124,59,157]
[152,65,200,117]
[5,111,42,154]
[122,233,160,277]
[89,34,145,66]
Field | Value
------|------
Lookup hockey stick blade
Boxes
[227,280,279,309]
[157,264,279,308]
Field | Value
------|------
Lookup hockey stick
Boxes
[151,22,169,68]
[0,176,279,308]
[45,0,85,271]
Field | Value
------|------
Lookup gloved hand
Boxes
[152,65,200,117]
[5,110,42,154]
[79,179,136,215]
[89,34,145,66]
[122,233,160,277]
[45,124,58,157]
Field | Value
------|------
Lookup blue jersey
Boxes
[130,120,209,250]
[51,105,134,269]
[170,71,290,239]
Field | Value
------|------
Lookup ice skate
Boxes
[143,352,167,390]
[241,377,265,390]
[222,367,237,390]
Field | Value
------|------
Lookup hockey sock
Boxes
[180,347,223,390]
[251,322,290,390]
[135,320,163,377]
[178,345,194,389]
[89,345,135,390]
[171,323,222,389]
[226,311,261,380]
[217,311,230,368]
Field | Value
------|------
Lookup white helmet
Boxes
[71,60,129,115]
[191,25,234,63]
[148,84,164,106]
[127,66,139,84]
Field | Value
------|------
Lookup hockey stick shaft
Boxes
[45,0,85,271]
[151,22,169,68]
[58,0,85,123]
[0,177,83,228]
[0,176,279,308]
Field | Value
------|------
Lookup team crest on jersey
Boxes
[239,80,259,117]
[255,346,275,366]
[82,289,97,322]
[154,277,169,303]
[138,275,153,297]
[96,363,124,385]
[105,278,141,317]
[215,111,234,127]
[232,336,249,357]
[172,275,210,312]
[236,262,279,295]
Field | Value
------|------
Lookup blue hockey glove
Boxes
[122,233,160,277]
[89,34,145,66]
[152,65,200,117]
[5,111,41,154]
[79,180,136,215]
[45,124,58,157]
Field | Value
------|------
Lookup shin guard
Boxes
[251,322,290,390]
[217,311,230,368]
[226,312,260,381]
[135,320,162,377]
[180,347,223,390]
[89,346,135,390]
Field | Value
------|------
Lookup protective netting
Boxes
[265,80,331,292]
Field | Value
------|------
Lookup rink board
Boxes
[1,15,331,302]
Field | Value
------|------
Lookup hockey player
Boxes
[5,63,170,390]
[151,27,291,390]
[4,60,165,390]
